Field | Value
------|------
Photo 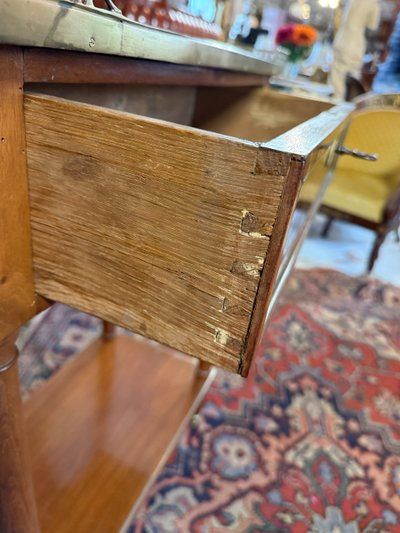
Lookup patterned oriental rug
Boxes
[127,269,400,533]
[18,269,400,532]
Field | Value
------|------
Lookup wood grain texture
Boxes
[25,334,212,533]
[23,48,268,87]
[0,47,36,338]
[0,333,40,533]
[195,88,333,143]
[239,155,305,375]
[27,83,197,126]
[243,102,354,374]
[25,94,288,374]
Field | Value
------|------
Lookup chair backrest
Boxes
[336,94,400,184]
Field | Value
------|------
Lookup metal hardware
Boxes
[0,345,19,373]
[0,0,285,75]
[336,145,378,161]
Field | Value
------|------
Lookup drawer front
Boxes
[25,93,352,375]
[240,103,353,373]
[270,121,350,311]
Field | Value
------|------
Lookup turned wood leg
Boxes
[367,231,385,272]
[102,320,116,340]
[0,333,40,533]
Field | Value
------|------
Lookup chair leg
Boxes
[367,231,385,272]
[321,217,334,238]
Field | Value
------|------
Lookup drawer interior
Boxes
[26,84,332,143]
[192,87,333,142]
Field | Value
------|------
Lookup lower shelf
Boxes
[24,334,213,533]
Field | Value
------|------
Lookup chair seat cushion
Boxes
[300,168,392,223]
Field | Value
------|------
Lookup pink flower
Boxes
[276,24,294,46]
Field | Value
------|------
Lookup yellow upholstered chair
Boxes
[299,93,400,271]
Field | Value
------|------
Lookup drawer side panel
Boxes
[25,94,288,373]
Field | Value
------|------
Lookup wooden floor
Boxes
[24,334,212,533]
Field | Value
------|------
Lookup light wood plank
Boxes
[26,84,197,126]
[25,335,212,533]
[24,93,290,374]
[195,88,333,143]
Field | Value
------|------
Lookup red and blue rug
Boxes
[127,269,400,532]
[18,269,400,532]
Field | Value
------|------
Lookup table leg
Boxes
[0,333,40,533]
[102,320,116,340]
[196,359,213,378]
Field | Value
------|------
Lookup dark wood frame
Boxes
[23,48,269,86]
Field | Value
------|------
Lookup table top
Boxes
[0,0,285,76]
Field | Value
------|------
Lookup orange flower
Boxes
[292,24,317,47]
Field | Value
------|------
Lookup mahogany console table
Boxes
[0,2,358,531]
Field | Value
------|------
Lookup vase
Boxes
[282,61,300,80]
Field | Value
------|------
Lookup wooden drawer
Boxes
[272,112,351,308]
[24,88,352,375]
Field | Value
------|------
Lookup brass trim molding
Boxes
[0,0,285,75]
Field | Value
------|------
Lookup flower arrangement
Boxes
[276,23,318,63]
